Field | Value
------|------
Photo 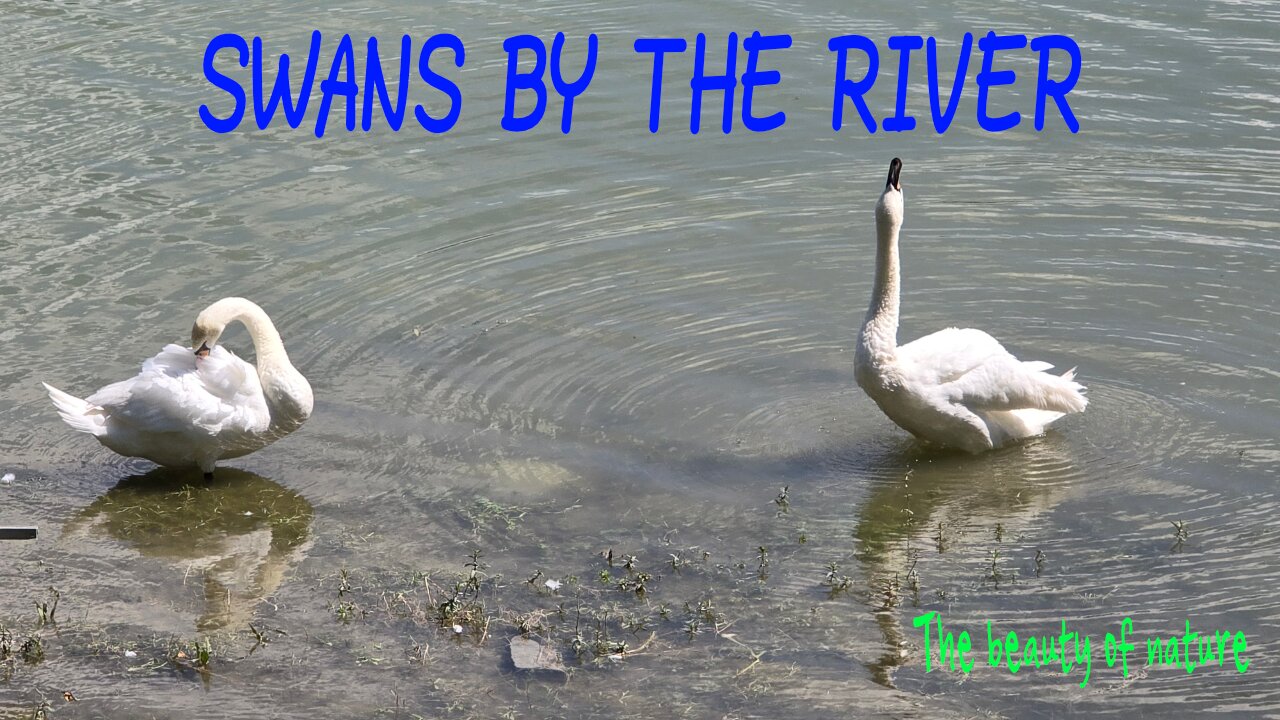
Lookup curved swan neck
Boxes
[195,297,313,429]
[860,198,902,362]
[203,298,292,371]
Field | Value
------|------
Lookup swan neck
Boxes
[229,302,291,373]
[196,297,313,431]
[222,301,312,430]
[861,214,901,360]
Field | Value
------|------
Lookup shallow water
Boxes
[1,0,1278,717]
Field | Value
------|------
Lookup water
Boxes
[1,0,1278,717]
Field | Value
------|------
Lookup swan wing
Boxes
[87,344,270,436]
[896,327,1085,414]
[941,352,1088,414]
[897,327,1008,384]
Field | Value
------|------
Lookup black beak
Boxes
[886,158,902,191]
[195,342,210,358]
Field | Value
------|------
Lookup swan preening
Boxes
[855,158,1086,453]
[43,298,312,478]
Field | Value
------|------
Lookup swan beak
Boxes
[887,158,902,192]
[195,342,211,358]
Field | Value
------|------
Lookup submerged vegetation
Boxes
[0,465,1237,719]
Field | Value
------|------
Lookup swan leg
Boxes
[203,471,214,482]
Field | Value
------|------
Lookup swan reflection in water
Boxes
[67,467,313,633]
[850,436,1080,688]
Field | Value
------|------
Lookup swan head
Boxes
[190,297,268,357]
[191,320,222,358]
[875,158,904,232]
[191,298,242,357]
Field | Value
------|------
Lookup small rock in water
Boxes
[509,637,566,675]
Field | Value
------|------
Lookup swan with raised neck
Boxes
[855,157,905,390]
[853,158,1087,452]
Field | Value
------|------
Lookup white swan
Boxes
[43,297,313,478]
[854,158,1086,453]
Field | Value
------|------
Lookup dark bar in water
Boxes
[0,527,37,540]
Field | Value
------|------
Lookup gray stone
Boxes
[509,636,566,675]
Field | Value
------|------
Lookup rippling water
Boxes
[1,0,1277,717]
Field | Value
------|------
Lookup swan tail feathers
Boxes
[1038,368,1087,414]
[981,370,1084,441]
[42,382,108,436]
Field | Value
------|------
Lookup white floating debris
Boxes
[1,473,13,484]
[544,579,562,592]
[124,650,137,658]
[452,624,464,634]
